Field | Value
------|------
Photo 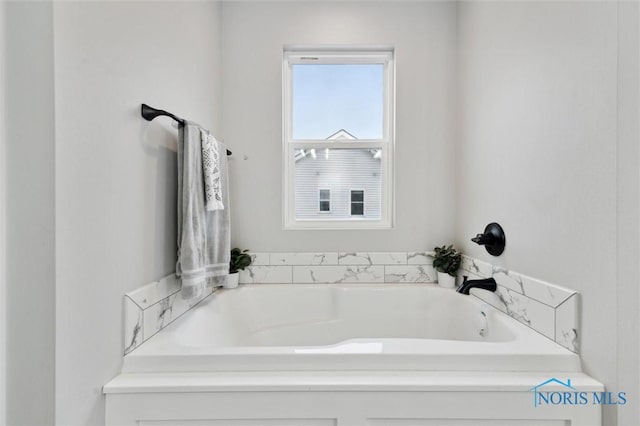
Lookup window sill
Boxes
[283,219,392,230]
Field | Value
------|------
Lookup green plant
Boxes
[432,245,461,276]
[230,248,252,274]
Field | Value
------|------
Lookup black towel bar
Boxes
[141,103,232,156]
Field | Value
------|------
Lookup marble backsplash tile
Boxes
[123,274,211,355]
[240,251,436,284]
[239,265,292,284]
[459,255,580,353]
[460,256,575,308]
[407,251,433,265]
[271,252,338,265]
[123,296,143,355]
[249,252,270,266]
[293,265,385,283]
[384,265,435,283]
[337,252,408,265]
[555,293,580,353]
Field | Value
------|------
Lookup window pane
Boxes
[319,189,330,201]
[295,148,381,220]
[319,201,330,212]
[351,190,364,202]
[351,202,364,216]
[292,64,384,140]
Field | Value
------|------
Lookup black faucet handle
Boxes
[471,223,506,256]
[471,234,485,244]
[462,275,468,283]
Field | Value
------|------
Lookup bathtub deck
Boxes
[104,370,602,394]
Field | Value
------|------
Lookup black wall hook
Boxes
[472,222,506,256]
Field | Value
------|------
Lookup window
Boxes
[350,190,365,216]
[283,48,394,229]
[319,189,331,212]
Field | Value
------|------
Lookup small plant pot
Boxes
[224,272,240,289]
[437,272,456,289]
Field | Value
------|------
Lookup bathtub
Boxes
[122,283,580,374]
[107,284,601,426]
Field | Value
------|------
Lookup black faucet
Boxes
[456,276,497,295]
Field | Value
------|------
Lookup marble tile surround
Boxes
[122,252,579,356]
[240,252,437,284]
[123,274,211,355]
[459,255,580,353]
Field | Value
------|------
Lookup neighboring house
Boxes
[295,129,382,220]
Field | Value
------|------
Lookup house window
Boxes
[319,189,331,212]
[283,48,395,229]
[350,190,365,216]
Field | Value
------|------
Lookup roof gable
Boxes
[326,129,357,140]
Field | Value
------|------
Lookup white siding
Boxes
[295,149,381,220]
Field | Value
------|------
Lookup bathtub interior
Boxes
[122,284,582,374]
[173,284,516,348]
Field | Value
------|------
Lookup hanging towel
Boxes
[176,122,231,300]
[200,129,225,211]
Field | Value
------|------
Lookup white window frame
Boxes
[349,189,365,216]
[282,47,395,230]
[318,189,331,213]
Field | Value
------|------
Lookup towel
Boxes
[200,129,225,211]
[176,122,230,300]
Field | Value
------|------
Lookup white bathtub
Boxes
[107,283,603,426]
[122,283,580,374]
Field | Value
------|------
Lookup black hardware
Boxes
[471,222,505,256]
[141,103,232,156]
[456,275,497,295]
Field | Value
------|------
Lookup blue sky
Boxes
[292,64,383,140]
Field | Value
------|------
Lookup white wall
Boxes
[455,2,638,425]
[4,1,56,424]
[0,1,6,423]
[222,1,457,251]
[615,2,639,425]
[53,2,223,424]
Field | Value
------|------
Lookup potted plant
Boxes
[432,245,461,289]
[226,248,252,289]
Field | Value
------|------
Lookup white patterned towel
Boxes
[200,129,225,211]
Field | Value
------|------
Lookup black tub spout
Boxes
[456,276,497,295]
